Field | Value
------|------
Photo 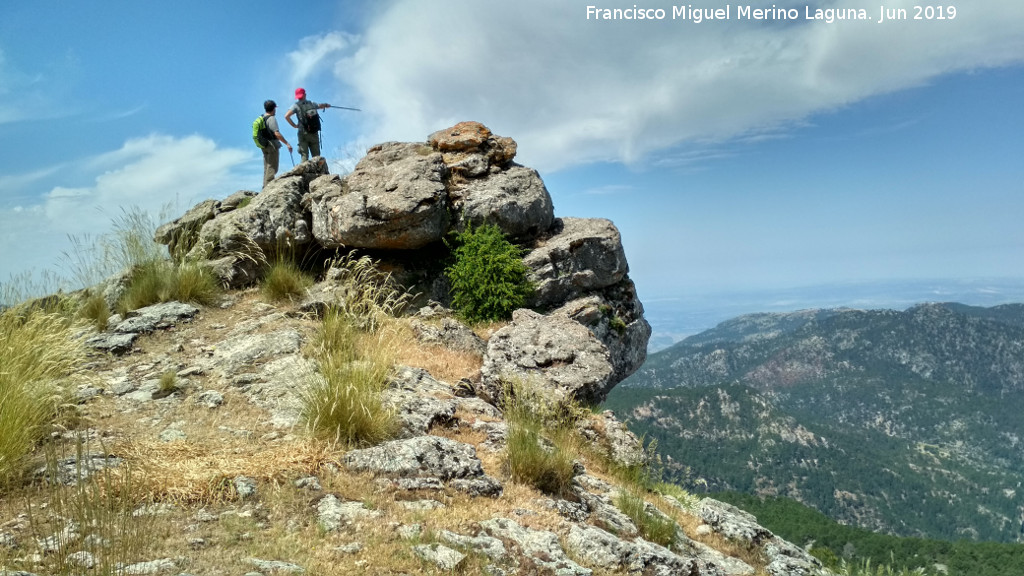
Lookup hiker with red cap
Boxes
[284,88,330,162]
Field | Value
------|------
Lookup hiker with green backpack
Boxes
[284,87,331,162]
[253,100,293,189]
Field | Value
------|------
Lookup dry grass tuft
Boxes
[124,438,336,503]
[0,307,87,484]
[301,310,400,448]
[390,320,482,383]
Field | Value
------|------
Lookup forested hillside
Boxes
[606,303,1024,542]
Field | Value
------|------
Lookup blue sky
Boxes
[2,1,1022,317]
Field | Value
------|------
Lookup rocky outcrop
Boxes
[309,142,450,250]
[525,217,628,308]
[154,121,649,402]
[479,309,615,406]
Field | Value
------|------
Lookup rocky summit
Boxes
[1,122,833,576]
[154,121,649,407]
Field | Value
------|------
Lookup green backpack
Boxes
[252,114,275,149]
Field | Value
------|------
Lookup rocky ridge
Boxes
[1,123,832,575]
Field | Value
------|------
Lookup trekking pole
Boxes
[328,105,361,112]
[289,149,295,167]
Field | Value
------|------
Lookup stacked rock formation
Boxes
[154,121,650,405]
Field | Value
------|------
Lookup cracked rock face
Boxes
[342,435,484,481]
[311,142,450,250]
[479,308,615,406]
[524,217,628,308]
[451,164,554,240]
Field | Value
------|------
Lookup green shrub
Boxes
[503,381,579,498]
[0,307,86,485]
[301,309,397,448]
[446,224,533,323]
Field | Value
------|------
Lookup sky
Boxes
[2,0,1023,321]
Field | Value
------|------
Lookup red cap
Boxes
[295,88,306,99]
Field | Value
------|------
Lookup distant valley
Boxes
[606,301,1024,542]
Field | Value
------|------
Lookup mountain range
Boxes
[605,302,1024,542]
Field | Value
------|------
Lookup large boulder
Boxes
[451,165,554,240]
[187,176,311,259]
[525,218,628,308]
[553,280,651,387]
[479,309,615,406]
[310,142,449,250]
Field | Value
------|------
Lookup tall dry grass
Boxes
[0,307,87,485]
[301,309,399,448]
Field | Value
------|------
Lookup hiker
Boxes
[285,87,330,162]
[257,100,292,188]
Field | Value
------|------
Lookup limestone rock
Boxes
[479,517,591,576]
[279,157,330,186]
[452,165,554,240]
[525,218,628,308]
[698,498,773,547]
[480,309,614,406]
[382,367,459,437]
[564,524,697,576]
[577,410,648,469]
[207,329,303,376]
[153,198,220,258]
[554,281,651,387]
[188,175,311,259]
[412,543,466,571]
[85,332,138,355]
[410,317,486,355]
[310,142,449,250]
[342,436,484,480]
[113,301,200,334]
[437,530,507,560]
[317,494,381,532]
[249,559,305,573]
[427,120,517,171]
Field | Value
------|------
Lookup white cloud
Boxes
[0,134,253,283]
[328,0,1024,172]
[288,32,356,89]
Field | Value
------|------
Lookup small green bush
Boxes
[446,224,533,323]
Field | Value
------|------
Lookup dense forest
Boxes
[714,492,1024,576]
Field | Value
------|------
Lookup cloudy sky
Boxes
[2,0,1022,313]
